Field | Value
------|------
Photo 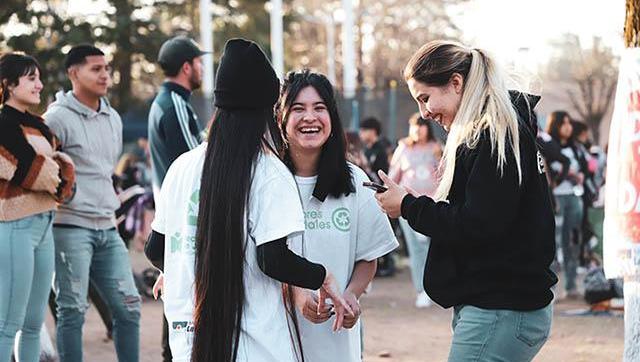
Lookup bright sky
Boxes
[7,0,627,69]
[452,0,626,68]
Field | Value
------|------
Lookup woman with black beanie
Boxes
[146,39,352,362]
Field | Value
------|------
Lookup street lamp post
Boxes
[341,0,358,129]
[270,0,284,79]
[326,16,336,85]
[199,0,214,98]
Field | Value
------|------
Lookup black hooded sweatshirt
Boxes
[400,92,558,311]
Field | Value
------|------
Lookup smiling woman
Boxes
[0,52,75,362]
[276,69,398,362]
[375,40,558,362]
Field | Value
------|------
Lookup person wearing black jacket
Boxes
[375,40,557,362]
[359,117,397,277]
[545,112,591,298]
[148,36,206,198]
[571,120,599,265]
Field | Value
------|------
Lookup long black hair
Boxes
[546,110,573,144]
[192,107,283,362]
[276,69,354,201]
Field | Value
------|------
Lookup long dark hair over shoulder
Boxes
[192,107,282,362]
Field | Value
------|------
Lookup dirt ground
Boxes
[43,254,624,362]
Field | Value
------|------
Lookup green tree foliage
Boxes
[1,0,188,113]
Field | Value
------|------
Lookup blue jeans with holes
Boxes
[53,226,140,362]
[448,304,553,362]
[0,211,55,362]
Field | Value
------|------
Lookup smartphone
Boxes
[362,181,388,193]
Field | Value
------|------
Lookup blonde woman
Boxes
[375,41,558,361]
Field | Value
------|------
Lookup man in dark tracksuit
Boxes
[147,35,207,362]
[149,36,206,197]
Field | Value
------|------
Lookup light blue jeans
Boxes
[555,194,583,293]
[399,218,430,293]
[448,304,553,362]
[53,226,140,362]
[0,211,55,362]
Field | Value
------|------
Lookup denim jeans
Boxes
[448,304,553,362]
[53,226,141,362]
[0,211,55,362]
[555,194,583,292]
[399,218,430,293]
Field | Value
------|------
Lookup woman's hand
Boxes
[375,170,409,218]
[293,288,333,324]
[153,273,164,300]
[32,156,61,195]
[318,272,355,332]
[53,151,74,167]
[341,290,361,329]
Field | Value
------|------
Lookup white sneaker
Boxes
[415,291,432,308]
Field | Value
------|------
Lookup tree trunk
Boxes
[112,0,133,113]
[115,53,132,113]
[586,115,601,145]
[625,276,640,361]
[626,0,640,47]
[623,3,640,362]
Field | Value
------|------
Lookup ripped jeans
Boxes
[53,226,140,362]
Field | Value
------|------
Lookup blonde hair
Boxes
[404,40,523,201]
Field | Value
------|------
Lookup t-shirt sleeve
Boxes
[249,163,305,247]
[355,178,399,261]
[151,164,175,235]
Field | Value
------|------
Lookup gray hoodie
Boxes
[44,90,122,230]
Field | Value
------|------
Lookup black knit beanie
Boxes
[214,39,280,110]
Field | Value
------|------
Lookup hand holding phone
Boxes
[363,181,388,193]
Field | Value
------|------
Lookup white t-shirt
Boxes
[288,164,398,362]
[152,143,305,362]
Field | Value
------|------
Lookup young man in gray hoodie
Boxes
[44,45,140,362]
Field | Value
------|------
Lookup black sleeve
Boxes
[145,230,165,271]
[256,237,327,290]
[539,140,569,184]
[400,135,526,244]
[575,145,593,178]
[0,121,37,185]
[372,146,389,173]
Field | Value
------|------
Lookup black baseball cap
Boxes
[157,36,208,76]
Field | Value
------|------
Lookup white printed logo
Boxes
[536,150,546,174]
